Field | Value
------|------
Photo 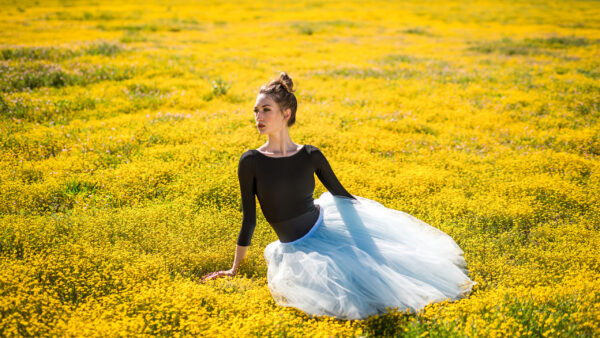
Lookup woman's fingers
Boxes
[200,270,230,283]
[200,271,218,282]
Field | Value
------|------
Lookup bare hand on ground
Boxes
[200,269,236,283]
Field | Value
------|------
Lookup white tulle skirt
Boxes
[264,192,477,320]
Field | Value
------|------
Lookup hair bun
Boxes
[258,72,298,127]
[277,72,295,93]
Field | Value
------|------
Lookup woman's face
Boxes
[253,93,289,135]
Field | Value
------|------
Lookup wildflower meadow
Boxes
[1,0,599,336]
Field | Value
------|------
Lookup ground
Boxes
[0,0,599,336]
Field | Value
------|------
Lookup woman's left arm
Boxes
[310,146,356,200]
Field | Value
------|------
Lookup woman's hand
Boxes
[200,245,248,283]
[200,268,236,283]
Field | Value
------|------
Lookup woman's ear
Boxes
[283,108,292,121]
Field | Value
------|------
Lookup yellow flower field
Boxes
[1,0,599,336]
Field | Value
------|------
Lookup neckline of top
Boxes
[254,145,306,159]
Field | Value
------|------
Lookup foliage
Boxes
[1,0,599,336]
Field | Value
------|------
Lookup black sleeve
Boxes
[309,146,356,200]
[236,151,257,246]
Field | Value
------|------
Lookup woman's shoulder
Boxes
[241,149,257,157]
[239,149,257,164]
[304,144,320,153]
[304,144,324,156]
[304,145,329,166]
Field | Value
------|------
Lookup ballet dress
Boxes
[237,144,476,320]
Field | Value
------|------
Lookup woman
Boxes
[201,72,476,320]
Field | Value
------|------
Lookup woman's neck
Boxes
[263,128,299,156]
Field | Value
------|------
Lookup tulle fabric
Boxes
[263,192,477,320]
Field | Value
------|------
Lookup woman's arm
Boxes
[200,151,257,282]
[231,244,249,271]
[310,146,356,200]
[236,151,258,246]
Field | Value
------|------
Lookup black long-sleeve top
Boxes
[236,144,355,246]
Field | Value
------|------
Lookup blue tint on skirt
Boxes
[264,192,477,320]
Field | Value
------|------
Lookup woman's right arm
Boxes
[201,152,256,282]
[236,151,257,246]
[231,244,249,272]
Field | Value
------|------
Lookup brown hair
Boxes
[259,72,297,127]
